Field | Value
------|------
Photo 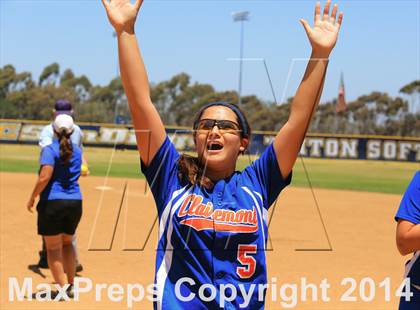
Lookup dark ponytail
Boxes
[178,102,251,189]
[57,128,73,164]
[178,154,214,189]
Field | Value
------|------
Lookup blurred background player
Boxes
[37,99,87,272]
[27,114,83,298]
[395,170,420,309]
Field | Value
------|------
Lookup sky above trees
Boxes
[1,1,419,104]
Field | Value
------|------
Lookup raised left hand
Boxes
[300,0,343,56]
[101,0,144,35]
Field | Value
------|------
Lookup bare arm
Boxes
[27,165,54,212]
[102,0,166,166]
[274,0,343,178]
[396,220,420,256]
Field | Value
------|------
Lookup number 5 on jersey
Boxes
[236,244,257,278]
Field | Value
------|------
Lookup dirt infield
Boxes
[0,172,408,309]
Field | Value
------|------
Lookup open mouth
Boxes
[207,141,224,151]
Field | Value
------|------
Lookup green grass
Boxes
[1,144,418,194]
[0,144,143,179]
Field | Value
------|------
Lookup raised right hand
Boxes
[102,0,143,35]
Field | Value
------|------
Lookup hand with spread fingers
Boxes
[300,0,343,56]
[101,0,144,34]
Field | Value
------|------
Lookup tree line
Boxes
[0,63,419,136]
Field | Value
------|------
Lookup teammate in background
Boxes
[27,114,83,298]
[39,100,84,149]
[395,171,420,309]
[37,99,87,272]
[102,0,343,308]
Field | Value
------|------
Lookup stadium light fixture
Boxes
[113,31,120,123]
[231,11,250,106]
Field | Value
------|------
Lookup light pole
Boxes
[232,11,250,106]
[113,31,119,123]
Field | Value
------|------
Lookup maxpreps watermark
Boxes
[8,276,414,308]
[9,277,157,307]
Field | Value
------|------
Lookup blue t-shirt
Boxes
[39,139,82,201]
[395,171,420,288]
[141,136,292,310]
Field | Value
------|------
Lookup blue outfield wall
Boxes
[0,119,419,162]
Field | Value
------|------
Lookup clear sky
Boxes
[1,0,419,104]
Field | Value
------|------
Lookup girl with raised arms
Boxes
[102,1,343,308]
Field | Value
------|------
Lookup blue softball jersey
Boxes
[39,139,82,201]
[141,136,292,310]
[395,171,420,308]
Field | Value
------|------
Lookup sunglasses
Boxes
[195,119,241,134]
